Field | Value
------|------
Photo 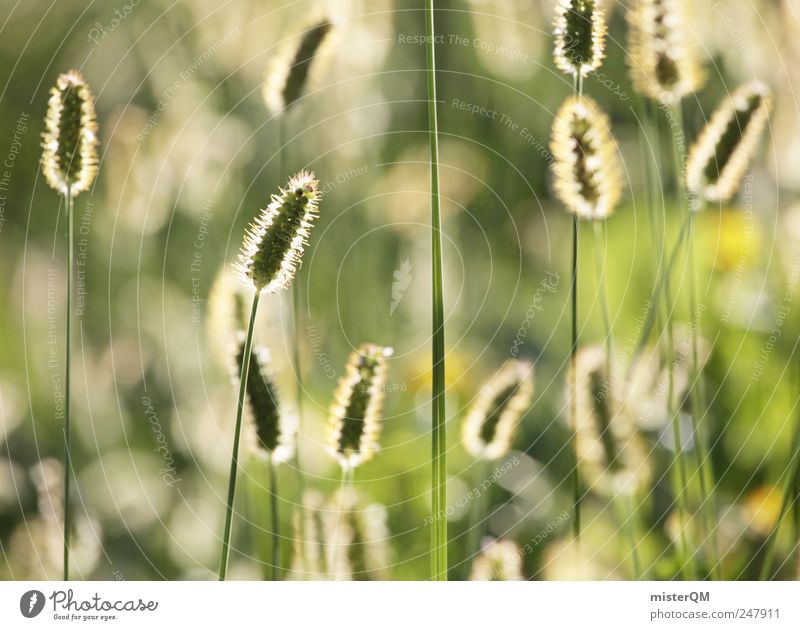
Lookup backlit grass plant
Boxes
[262,14,336,488]
[571,345,650,577]
[263,17,335,116]
[627,0,705,106]
[326,343,392,471]
[553,0,607,79]
[549,0,618,533]
[461,360,534,556]
[626,0,710,577]
[40,70,99,581]
[234,341,296,579]
[218,170,321,581]
[325,343,391,579]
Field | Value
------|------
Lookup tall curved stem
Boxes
[219,291,261,580]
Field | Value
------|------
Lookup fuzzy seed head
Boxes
[234,340,295,462]
[686,82,771,204]
[41,71,98,197]
[325,488,390,580]
[327,343,392,470]
[263,18,335,114]
[235,171,320,293]
[570,346,650,497]
[470,538,524,581]
[553,0,607,77]
[462,360,534,460]
[551,96,623,220]
[624,325,710,431]
[627,0,705,104]
[289,491,327,580]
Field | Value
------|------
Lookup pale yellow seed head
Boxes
[326,343,392,470]
[470,538,524,581]
[41,70,99,197]
[462,360,534,460]
[551,96,623,220]
[553,0,607,77]
[627,0,705,104]
[234,170,320,293]
[686,82,771,204]
[324,487,391,580]
[263,17,336,114]
[570,345,650,497]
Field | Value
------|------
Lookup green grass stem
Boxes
[425,0,447,581]
[219,291,261,580]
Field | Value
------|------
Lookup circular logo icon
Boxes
[20,590,45,618]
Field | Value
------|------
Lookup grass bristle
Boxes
[235,170,320,293]
[41,70,98,197]
[551,95,623,220]
[553,0,607,77]
[627,0,705,104]
[462,360,534,460]
[326,343,392,470]
[686,81,771,204]
[263,17,335,114]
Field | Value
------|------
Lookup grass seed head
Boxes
[551,96,623,220]
[553,0,607,77]
[469,538,524,581]
[327,343,392,470]
[263,17,335,114]
[288,491,327,580]
[627,0,705,104]
[324,488,390,580]
[235,170,320,293]
[686,81,771,204]
[234,340,295,462]
[570,345,650,497]
[462,360,534,460]
[41,70,98,197]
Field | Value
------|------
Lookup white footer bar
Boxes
[1,581,798,629]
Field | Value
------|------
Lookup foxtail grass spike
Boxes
[627,0,705,104]
[234,339,296,463]
[571,345,651,497]
[264,18,335,114]
[462,360,534,460]
[325,488,391,580]
[41,69,100,581]
[469,538,525,581]
[288,491,327,580]
[686,82,771,204]
[553,0,607,77]
[551,96,623,220]
[42,70,98,197]
[327,344,392,470]
[235,170,320,293]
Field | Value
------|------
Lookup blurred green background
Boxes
[1,0,800,580]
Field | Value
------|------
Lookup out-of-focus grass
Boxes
[1,0,798,580]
